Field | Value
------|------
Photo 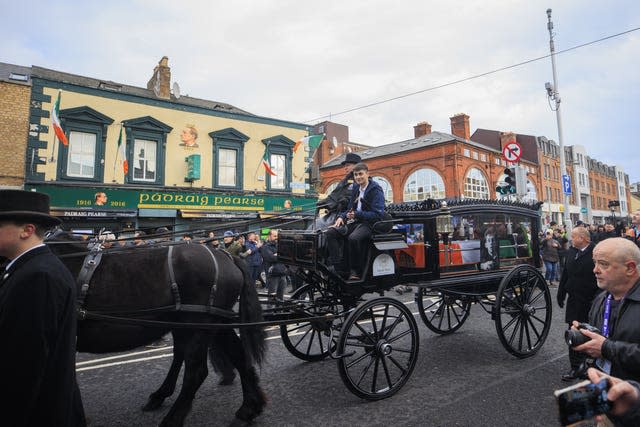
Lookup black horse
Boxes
[47,231,266,427]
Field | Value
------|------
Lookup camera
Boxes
[555,378,611,426]
[565,323,600,347]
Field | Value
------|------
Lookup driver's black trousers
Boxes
[326,222,372,275]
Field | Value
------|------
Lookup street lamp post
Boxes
[545,8,572,232]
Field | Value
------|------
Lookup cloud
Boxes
[1,0,639,181]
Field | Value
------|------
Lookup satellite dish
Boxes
[172,82,181,99]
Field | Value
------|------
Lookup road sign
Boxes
[580,207,588,214]
[502,141,522,162]
[562,174,572,195]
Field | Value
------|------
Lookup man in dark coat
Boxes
[557,226,599,381]
[326,162,385,280]
[0,190,85,426]
[572,238,640,383]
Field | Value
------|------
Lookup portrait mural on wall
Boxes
[94,192,108,206]
[180,124,199,148]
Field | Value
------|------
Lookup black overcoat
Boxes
[557,243,600,324]
[0,245,85,426]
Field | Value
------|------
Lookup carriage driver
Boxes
[326,162,385,280]
[0,190,86,426]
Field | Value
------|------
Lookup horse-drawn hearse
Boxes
[275,197,551,399]
[47,197,550,426]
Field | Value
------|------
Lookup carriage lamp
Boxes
[436,201,453,235]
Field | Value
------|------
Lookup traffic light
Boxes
[496,167,518,195]
[496,166,528,197]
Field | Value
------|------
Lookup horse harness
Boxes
[76,242,235,320]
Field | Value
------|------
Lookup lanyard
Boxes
[602,294,613,337]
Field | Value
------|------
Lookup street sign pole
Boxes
[546,9,572,233]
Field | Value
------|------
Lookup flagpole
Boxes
[49,90,62,163]
[113,123,121,182]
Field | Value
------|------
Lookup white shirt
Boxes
[356,182,369,212]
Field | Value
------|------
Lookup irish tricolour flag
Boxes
[51,91,68,146]
[262,148,276,176]
[293,134,324,153]
[117,126,128,174]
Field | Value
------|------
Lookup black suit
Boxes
[0,245,85,426]
[557,242,599,371]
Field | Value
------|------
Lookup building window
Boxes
[403,168,445,201]
[123,116,172,186]
[463,148,470,157]
[372,176,394,203]
[523,180,538,202]
[464,167,489,199]
[133,139,157,182]
[218,148,237,186]
[472,151,478,160]
[262,135,294,192]
[210,128,248,190]
[480,153,487,162]
[57,106,113,182]
[66,131,96,178]
[270,154,286,189]
[495,157,501,165]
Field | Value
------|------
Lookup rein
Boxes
[77,308,339,330]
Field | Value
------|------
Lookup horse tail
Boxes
[232,255,266,366]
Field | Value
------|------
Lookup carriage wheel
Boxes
[280,284,338,361]
[416,288,471,335]
[494,264,552,358]
[337,297,419,400]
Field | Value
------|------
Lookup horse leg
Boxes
[160,333,209,427]
[142,331,186,411]
[209,342,236,385]
[216,329,266,426]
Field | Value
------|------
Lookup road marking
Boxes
[77,354,174,372]
[76,346,173,366]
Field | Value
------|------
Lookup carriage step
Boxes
[329,350,356,360]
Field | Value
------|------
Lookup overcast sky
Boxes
[2,0,639,180]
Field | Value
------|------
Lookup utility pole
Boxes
[545,8,572,232]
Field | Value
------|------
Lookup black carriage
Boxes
[274,198,551,400]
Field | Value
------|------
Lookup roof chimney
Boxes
[450,113,470,140]
[147,56,171,99]
[414,121,432,138]
[500,131,517,148]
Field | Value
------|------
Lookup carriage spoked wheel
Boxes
[416,288,472,334]
[336,297,419,400]
[280,283,340,361]
[494,264,552,358]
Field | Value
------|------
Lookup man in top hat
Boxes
[320,152,362,214]
[0,190,85,425]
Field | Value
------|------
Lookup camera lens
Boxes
[565,329,591,347]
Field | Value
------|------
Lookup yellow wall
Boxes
[40,88,309,192]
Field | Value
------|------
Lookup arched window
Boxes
[372,176,393,203]
[463,168,489,199]
[403,168,445,201]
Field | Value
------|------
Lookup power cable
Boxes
[304,27,640,123]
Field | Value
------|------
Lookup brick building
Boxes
[320,114,539,204]
[0,63,31,188]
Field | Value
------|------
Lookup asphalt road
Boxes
[77,286,578,427]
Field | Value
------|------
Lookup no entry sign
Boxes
[502,141,522,162]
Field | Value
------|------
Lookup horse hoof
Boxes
[142,397,163,412]
[229,418,250,427]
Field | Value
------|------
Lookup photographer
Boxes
[587,368,640,426]
[558,226,599,381]
[570,238,640,382]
